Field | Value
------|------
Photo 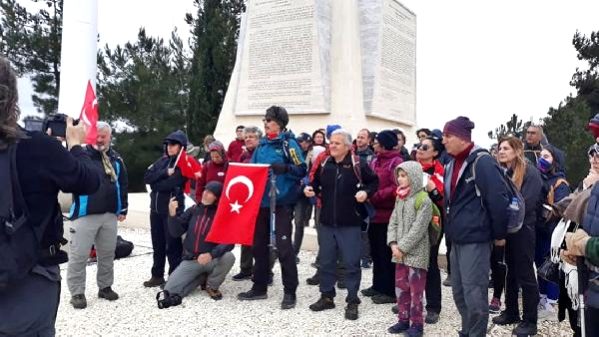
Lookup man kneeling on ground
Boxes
[156,181,235,308]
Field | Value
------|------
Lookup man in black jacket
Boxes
[304,129,379,320]
[143,130,188,287]
[0,57,101,337]
[157,181,235,307]
[66,121,128,309]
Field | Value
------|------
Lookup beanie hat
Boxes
[443,116,475,142]
[297,132,312,143]
[204,181,223,198]
[588,113,599,138]
[326,124,342,139]
[264,105,289,129]
[376,130,398,150]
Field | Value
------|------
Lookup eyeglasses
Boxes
[417,144,431,151]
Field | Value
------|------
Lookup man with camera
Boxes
[0,57,101,336]
[66,121,129,309]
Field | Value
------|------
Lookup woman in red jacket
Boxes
[195,141,228,202]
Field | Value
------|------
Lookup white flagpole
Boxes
[57,0,98,119]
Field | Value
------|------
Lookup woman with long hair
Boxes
[490,136,542,336]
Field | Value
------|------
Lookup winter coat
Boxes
[370,150,404,224]
[168,203,233,260]
[517,164,544,229]
[227,139,245,162]
[70,145,128,220]
[420,160,444,209]
[444,147,510,244]
[311,153,379,228]
[582,183,599,308]
[251,131,306,207]
[387,161,432,269]
[356,147,375,165]
[195,160,228,201]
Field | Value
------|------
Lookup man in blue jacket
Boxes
[442,117,510,337]
[67,121,129,309]
[237,106,306,310]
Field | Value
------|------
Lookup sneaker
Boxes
[360,287,379,297]
[143,276,165,288]
[309,296,335,311]
[442,275,451,287]
[491,311,520,325]
[489,297,501,314]
[537,303,558,322]
[306,271,320,286]
[98,287,119,301]
[387,321,409,334]
[345,303,359,320]
[281,293,296,310]
[405,325,424,337]
[206,287,223,301]
[372,294,396,304]
[237,289,268,301]
[232,272,252,281]
[425,311,440,324]
[391,304,399,314]
[361,259,372,269]
[513,321,537,336]
[70,294,87,309]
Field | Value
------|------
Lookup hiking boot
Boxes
[306,271,320,285]
[489,297,501,314]
[361,258,372,269]
[156,291,182,309]
[492,311,520,325]
[237,289,267,301]
[513,321,537,336]
[70,294,87,309]
[98,287,119,301]
[360,286,379,297]
[345,303,359,320]
[372,294,396,304]
[206,287,223,301]
[232,272,252,281]
[387,321,409,334]
[281,293,296,310]
[309,296,335,311]
[405,325,424,337]
[391,304,399,314]
[442,275,451,287]
[143,276,165,288]
[425,311,440,324]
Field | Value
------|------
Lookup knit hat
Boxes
[443,116,475,142]
[264,105,289,129]
[326,124,342,139]
[204,181,223,198]
[296,132,312,143]
[588,113,599,138]
[376,130,398,150]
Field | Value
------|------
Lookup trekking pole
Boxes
[269,170,277,253]
[577,257,586,337]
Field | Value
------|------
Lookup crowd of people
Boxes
[2,54,599,336]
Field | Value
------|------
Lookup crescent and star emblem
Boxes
[225,175,254,214]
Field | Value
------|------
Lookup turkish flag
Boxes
[174,149,203,194]
[206,163,269,245]
[79,80,99,144]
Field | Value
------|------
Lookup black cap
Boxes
[297,132,312,143]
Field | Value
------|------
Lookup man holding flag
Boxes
[236,106,306,310]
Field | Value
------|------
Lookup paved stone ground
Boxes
[54,227,574,336]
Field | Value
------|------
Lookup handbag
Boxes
[537,257,560,285]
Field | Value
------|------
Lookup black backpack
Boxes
[0,141,40,292]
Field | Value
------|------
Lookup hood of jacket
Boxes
[164,130,188,149]
[394,161,424,197]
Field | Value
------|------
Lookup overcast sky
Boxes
[16,0,599,146]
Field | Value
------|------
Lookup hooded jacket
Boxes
[444,147,510,244]
[195,144,228,202]
[168,203,233,260]
[387,161,432,269]
[144,131,188,215]
[370,150,404,223]
[251,131,306,207]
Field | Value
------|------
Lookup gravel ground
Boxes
[55,228,574,336]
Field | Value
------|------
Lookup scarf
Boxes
[267,132,279,140]
[100,149,117,182]
[396,186,411,200]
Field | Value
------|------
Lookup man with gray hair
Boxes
[67,121,129,309]
[304,129,379,320]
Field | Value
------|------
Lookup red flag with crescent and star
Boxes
[206,163,269,245]
[79,80,99,145]
[174,149,203,194]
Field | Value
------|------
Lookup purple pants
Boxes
[395,263,427,326]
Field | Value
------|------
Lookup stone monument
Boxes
[214,0,416,142]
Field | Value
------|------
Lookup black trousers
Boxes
[491,245,506,299]
[150,212,182,277]
[293,197,312,255]
[368,222,395,297]
[251,206,298,294]
[426,243,442,313]
[239,245,275,276]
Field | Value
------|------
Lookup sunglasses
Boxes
[417,144,431,151]
[262,118,272,123]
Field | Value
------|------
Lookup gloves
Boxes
[271,163,288,175]
[562,262,579,310]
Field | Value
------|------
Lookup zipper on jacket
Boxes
[333,164,339,227]
[193,211,207,255]
[154,192,160,213]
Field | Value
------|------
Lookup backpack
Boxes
[89,235,134,261]
[470,152,525,234]
[414,190,442,246]
[0,142,39,292]
[543,178,570,223]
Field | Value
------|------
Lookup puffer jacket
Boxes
[370,150,403,223]
[387,161,432,269]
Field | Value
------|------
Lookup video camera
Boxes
[42,113,79,138]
